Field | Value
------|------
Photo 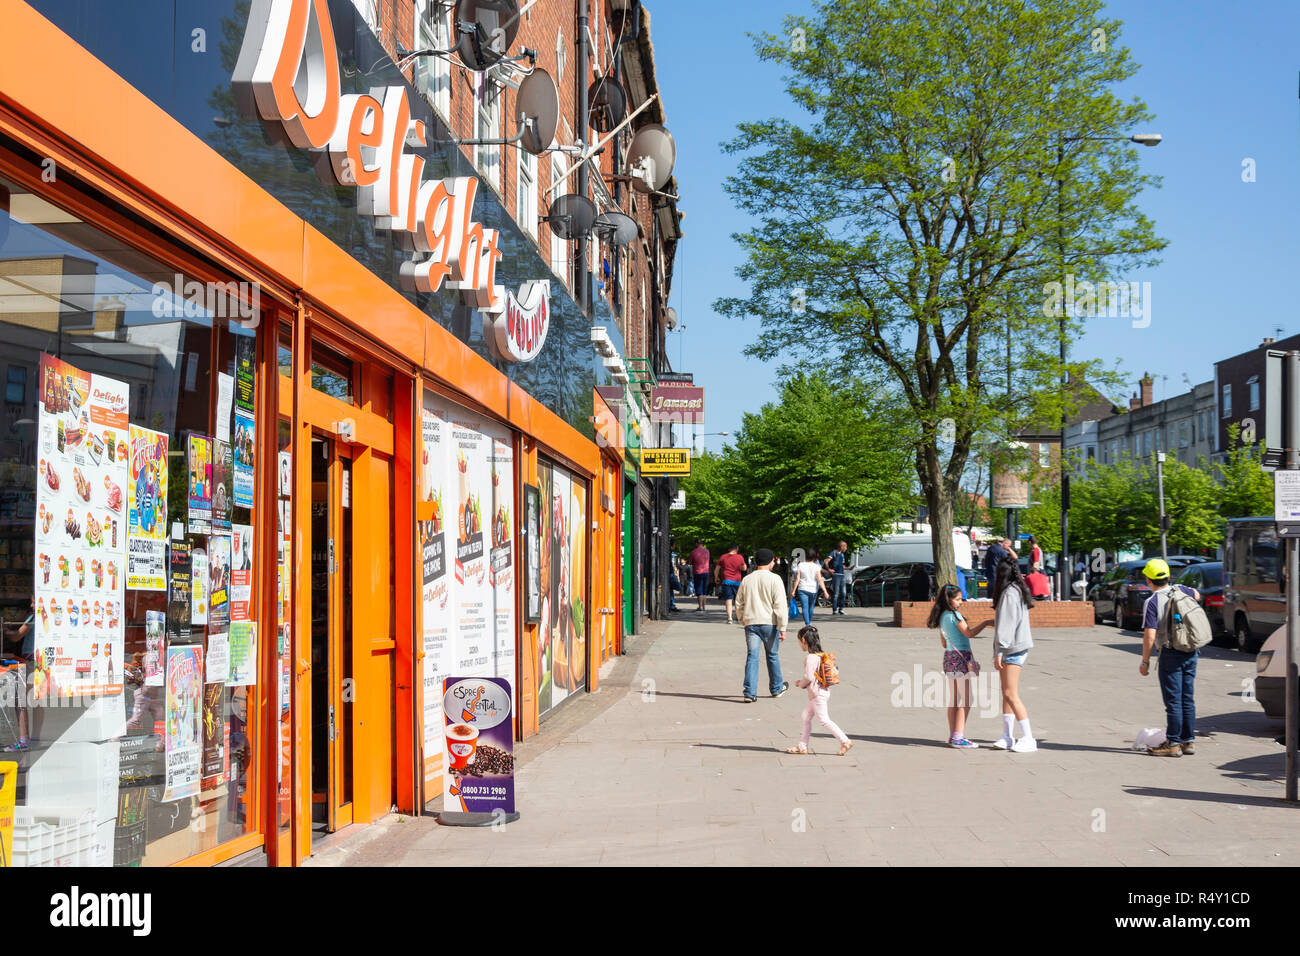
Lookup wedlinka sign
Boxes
[649,383,705,424]
[233,0,513,313]
[486,281,551,363]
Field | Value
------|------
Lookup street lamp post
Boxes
[1056,131,1161,600]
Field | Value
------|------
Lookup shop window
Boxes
[0,171,264,866]
[278,323,293,378]
[310,343,354,403]
[6,364,26,404]
[534,458,589,718]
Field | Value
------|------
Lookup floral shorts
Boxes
[942,649,980,679]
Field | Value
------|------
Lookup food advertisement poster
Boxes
[228,622,257,686]
[212,440,233,532]
[536,462,588,716]
[187,434,213,533]
[420,402,452,787]
[208,533,231,630]
[33,353,128,698]
[233,410,256,509]
[442,676,514,814]
[231,523,254,622]
[163,644,203,802]
[126,424,168,590]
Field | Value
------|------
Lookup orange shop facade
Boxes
[0,0,627,866]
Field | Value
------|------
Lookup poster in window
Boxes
[420,402,453,789]
[235,335,256,412]
[163,644,203,802]
[33,353,128,699]
[187,434,213,533]
[230,523,254,622]
[208,533,231,631]
[190,544,208,626]
[523,484,540,622]
[167,537,192,642]
[126,424,168,590]
[201,681,227,788]
[212,439,233,532]
[233,410,256,509]
[144,610,165,686]
[228,622,258,686]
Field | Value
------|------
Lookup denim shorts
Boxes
[720,580,740,601]
[1003,650,1029,667]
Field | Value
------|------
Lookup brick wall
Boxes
[893,601,1096,628]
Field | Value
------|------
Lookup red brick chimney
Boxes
[1139,372,1154,407]
[1129,392,1140,410]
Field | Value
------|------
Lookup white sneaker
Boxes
[993,735,1013,750]
[1011,736,1038,753]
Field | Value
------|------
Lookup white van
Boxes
[1254,625,1296,721]
[852,531,973,572]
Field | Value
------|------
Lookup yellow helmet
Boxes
[1143,558,1170,581]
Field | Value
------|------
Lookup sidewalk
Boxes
[314,603,1297,866]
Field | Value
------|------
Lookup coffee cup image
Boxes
[445,722,480,770]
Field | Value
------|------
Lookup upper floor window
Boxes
[475,77,502,183]
[414,0,451,120]
[517,149,537,239]
[1038,443,1050,468]
[1248,375,1260,412]
[352,0,380,32]
[549,153,571,289]
[1222,383,1232,418]
[555,30,567,85]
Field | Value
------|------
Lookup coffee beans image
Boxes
[455,745,514,777]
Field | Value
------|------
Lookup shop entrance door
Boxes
[310,432,353,834]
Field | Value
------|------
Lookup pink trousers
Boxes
[801,690,849,747]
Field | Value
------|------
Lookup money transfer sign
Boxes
[641,448,691,476]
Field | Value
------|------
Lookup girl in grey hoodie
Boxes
[992,556,1036,753]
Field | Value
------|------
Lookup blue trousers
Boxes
[743,625,783,699]
[1157,648,1197,743]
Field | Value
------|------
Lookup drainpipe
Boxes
[576,0,590,315]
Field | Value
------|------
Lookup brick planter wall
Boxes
[893,601,1095,628]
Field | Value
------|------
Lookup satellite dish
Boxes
[588,77,627,133]
[592,211,639,247]
[665,307,678,330]
[516,69,558,155]
[626,124,676,193]
[453,0,520,72]
[544,194,597,240]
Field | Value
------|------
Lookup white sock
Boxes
[1017,719,1032,739]
[1002,714,1014,738]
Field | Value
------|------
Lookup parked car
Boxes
[1173,562,1226,642]
[854,563,934,606]
[1166,554,1211,565]
[1224,517,1286,653]
[1253,625,1296,720]
[1088,558,1190,630]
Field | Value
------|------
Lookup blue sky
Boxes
[649,0,1300,453]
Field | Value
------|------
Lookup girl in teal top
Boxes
[927,584,990,749]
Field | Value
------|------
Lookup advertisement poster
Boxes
[208,534,231,630]
[212,440,233,532]
[216,372,234,444]
[228,622,257,686]
[488,434,516,693]
[233,410,256,509]
[206,631,229,683]
[33,353,128,698]
[190,545,208,626]
[163,644,203,802]
[201,682,227,787]
[187,434,213,533]
[420,403,453,787]
[231,523,254,622]
[167,537,192,641]
[235,335,255,412]
[144,610,165,686]
[126,424,168,590]
[536,463,588,716]
[442,676,514,814]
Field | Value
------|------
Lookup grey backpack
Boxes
[1160,587,1213,653]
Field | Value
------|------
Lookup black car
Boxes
[850,565,890,605]
[1173,562,1225,642]
[855,563,935,606]
[1088,558,1190,630]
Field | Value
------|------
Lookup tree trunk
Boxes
[920,446,959,592]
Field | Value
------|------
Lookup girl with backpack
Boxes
[927,583,991,749]
[991,555,1037,752]
[784,626,853,756]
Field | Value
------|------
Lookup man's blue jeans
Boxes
[1157,648,1198,743]
[832,572,848,612]
[743,625,783,699]
[796,590,816,627]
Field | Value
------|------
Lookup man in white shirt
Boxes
[734,548,790,703]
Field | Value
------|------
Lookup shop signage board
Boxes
[649,383,705,424]
[486,281,551,362]
[33,353,129,699]
[671,491,686,510]
[642,448,691,476]
[1275,470,1300,536]
[442,676,515,814]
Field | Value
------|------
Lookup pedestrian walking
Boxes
[991,555,1037,752]
[927,584,990,749]
[1138,558,1205,756]
[1028,535,1043,573]
[690,539,710,612]
[790,549,828,627]
[982,537,1008,587]
[908,563,931,602]
[715,544,747,625]
[784,626,853,756]
[734,548,790,703]
[825,541,850,615]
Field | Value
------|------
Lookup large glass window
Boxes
[0,171,264,866]
[534,458,588,717]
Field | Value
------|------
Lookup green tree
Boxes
[716,0,1164,587]
[1022,472,1062,553]
[1070,455,1149,559]
[1149,455,1220,552]
[1215,424,1274,519]
[671,452,739,556]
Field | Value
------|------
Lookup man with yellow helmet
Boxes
[1138,557,1200,756]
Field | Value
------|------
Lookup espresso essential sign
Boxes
[442,676,514,814]
[641,448,691,476]
[487,281,551,362]
[233,0,521,314]
[649,383,705,424]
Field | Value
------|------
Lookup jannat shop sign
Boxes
[233,0,547,318]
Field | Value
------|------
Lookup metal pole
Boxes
[1057,136,1069,604]
[1156,452,1168,561]
[575,0,590,315]
[1286,351,1299,801]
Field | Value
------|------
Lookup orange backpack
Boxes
[816,652,840,688]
